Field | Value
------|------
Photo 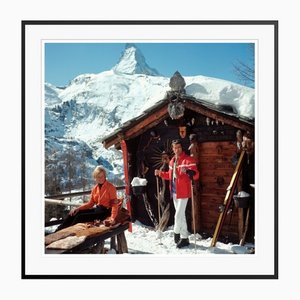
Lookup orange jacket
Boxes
[79,180,119,219]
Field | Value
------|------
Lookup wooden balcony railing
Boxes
[45,186,126,227]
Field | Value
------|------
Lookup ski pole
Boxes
[156,176,161,223]
[156,175,163,245]
[190,178,197,253]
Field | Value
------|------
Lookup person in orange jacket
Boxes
[56,165,120,231]
[155,139,199,248]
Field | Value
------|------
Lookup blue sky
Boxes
[45,43,254,88]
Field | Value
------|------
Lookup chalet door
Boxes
[196,141,239,238]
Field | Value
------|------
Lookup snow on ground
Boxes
[47,220,254,255]
[121,221,254,255]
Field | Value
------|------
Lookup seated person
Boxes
[56,166,119,231]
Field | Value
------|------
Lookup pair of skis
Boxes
[210,150,246,247]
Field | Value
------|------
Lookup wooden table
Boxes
[45,223,129,254]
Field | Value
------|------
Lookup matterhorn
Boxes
[112,43,161,76]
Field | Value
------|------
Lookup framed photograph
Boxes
[22,20,278,279]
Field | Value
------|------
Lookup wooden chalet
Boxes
[102,72,255,244]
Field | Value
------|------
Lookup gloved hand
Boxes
[186,169,196,180]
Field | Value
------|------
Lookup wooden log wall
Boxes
[197,141,240,241]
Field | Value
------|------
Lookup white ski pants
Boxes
[173,194,189,238]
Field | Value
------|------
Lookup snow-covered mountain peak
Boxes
[112,44,161,76]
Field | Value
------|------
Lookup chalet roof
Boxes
[102,95,254,149]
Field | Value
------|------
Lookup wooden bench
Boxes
[45,223,129,254]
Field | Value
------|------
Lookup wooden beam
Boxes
[121,140,132,232]
[127,106,168,136]
[117,232,128,253]
[103,105,168,148]
[45,198,81,206]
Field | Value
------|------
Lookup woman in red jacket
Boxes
[155,139,199,248]
[55,166,119,231]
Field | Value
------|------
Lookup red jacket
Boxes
[160,152,199,199]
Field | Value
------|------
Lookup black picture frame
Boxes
[21,20,278,279]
